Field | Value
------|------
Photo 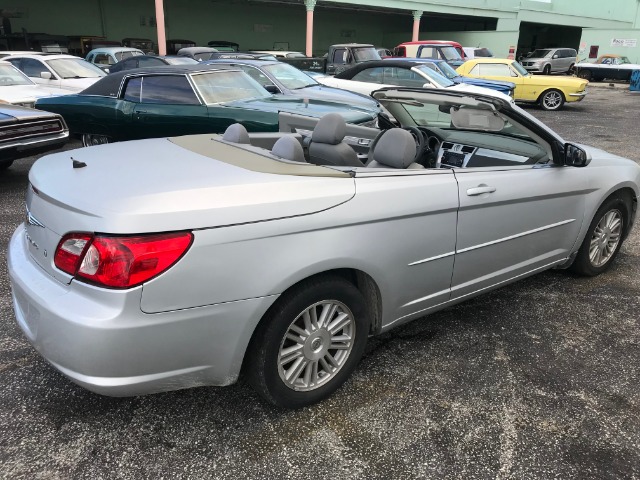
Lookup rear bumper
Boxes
[8,225,277,396]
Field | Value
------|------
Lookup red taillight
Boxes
[54,231,193,289]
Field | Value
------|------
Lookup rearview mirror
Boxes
[40,71,52,80]
[564,143,591,167]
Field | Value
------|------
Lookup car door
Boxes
[120,74,210,140]
[451,155,587,301]
[353,169,459,325]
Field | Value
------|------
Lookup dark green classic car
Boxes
[34,65,381,146]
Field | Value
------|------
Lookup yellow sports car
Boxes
[457,58,588,111]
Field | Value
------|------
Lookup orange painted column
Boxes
[412,10,422,42]
[305,0,317,57]
[155,0,167,55]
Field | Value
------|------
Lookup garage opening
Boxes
[517,22,582,60]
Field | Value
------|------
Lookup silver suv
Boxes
[520,48,577,74]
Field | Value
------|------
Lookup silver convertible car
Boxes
[8,88,639,408]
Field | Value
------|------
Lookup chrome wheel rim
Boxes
[82,134,110,147]
[543,91,562,109]
[278,300,355,392]
[589,209,623,267]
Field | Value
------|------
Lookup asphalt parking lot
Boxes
[1,87,639,479]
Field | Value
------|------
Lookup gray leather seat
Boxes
[222,123,250,144]
[271,136,306,163]
[308,113,363,167]
[367,128,423,169]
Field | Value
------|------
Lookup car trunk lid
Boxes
[26,136,355,284]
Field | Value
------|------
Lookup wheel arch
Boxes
[239,267,384,376]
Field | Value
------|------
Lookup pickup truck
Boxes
[281,43,381,74]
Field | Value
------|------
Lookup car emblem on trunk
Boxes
[26,210,45,228]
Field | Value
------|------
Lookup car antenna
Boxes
[71,157,87,169]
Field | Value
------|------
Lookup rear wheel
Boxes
[81,134,111,147]
[247,275,370,408]
[568,63,575,74]
[539,89,565,111]
[570,195,630,276]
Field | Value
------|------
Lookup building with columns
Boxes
[1,0,639,61]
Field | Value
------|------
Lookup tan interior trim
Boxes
[169,134,351,178]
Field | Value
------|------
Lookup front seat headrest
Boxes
[311,113,346,145]
[271,136,305,163]
[222,123,250,144]
[371,129,417,168]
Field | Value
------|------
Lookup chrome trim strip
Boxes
[408,251,455,266]
[456,219,575,254]
[387,258,567,329]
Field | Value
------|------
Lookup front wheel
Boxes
[247,275,370,408]
[539,89,565,111]
[577,69,592,81]
[543,64,551,75]
[81,134,111,147]
[570,195,630,276]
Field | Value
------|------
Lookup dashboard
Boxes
[418,127,549,169]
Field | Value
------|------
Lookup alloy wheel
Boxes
[542,91,563,110]
[278,300,355,392]
[589,209,623,267]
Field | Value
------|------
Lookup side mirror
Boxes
[263,84,279,94]
[564,143,591,167]
[40,71,52,80]
[553,54,559,59]
[422,82,432,88]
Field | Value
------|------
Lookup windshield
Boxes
[263,63,316,89]
[46,58,106,78]
[190,70,270,104]
[620,56,631,64]
[115,51,143,61]
[440,46,462,61]
[166,57,198,65]
[194,52,216,61]
[427,61,459,80]
[413,65,455,87]
[510,61,529,76]
[529,49,552,58]
[353,47,381,62]
[0,64,34,85]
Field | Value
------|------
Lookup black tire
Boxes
[539,89,565,111]
[543,64,551,75]
[570,195,631,276]
[247,275,370,408]
[568,63,575,74]
[577,69,592,81]
[81,134,111,147]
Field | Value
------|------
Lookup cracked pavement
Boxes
[1,87,639,479]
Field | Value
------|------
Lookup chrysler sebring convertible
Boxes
[9,88,639,408]
[34,65,380,147]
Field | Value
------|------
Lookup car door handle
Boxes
[135,110,149,114]
[466,186,496,196]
